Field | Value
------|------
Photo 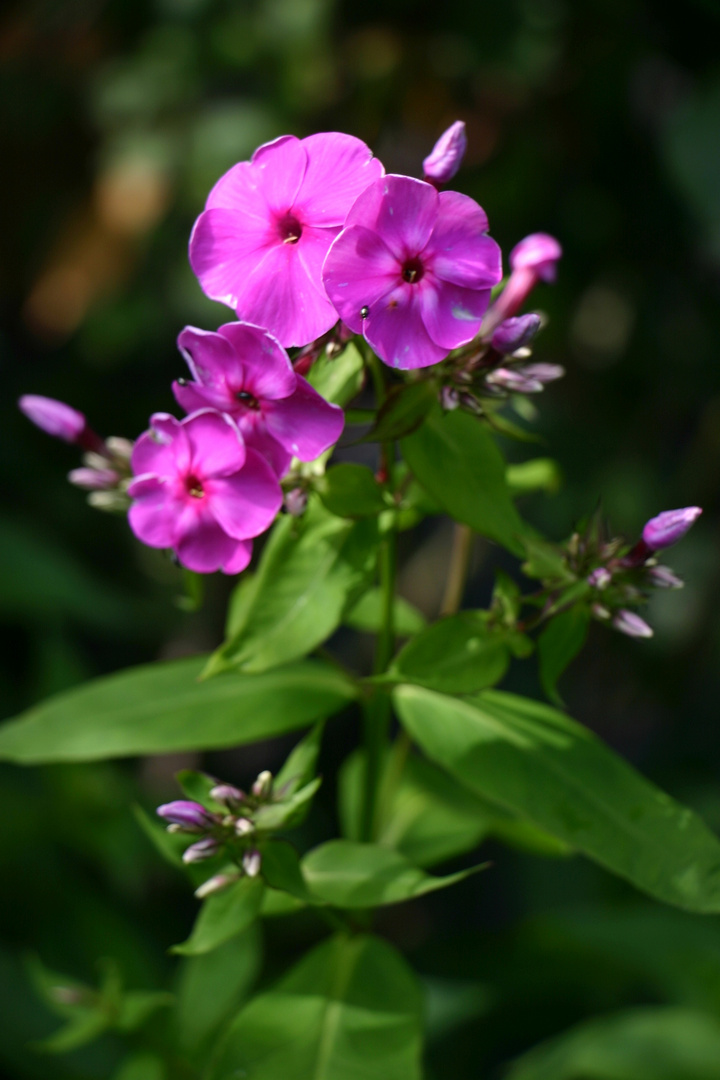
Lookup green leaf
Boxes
[401,407,528,554]
[207,933,423,1080]
[307,342,365,406]
[0,657,356,763]
[206,501,379,676]
[394,685,720,913]
[386,614,510,693]
[507,1007,720,1080]
[359,381,437,443]
[301,839,482,908]
[115,990,174,1032]
[344,588,426,636]
[36,1010,109,1054]
[275,722,325,796]
[506,457,562,496]
[112,1053,166,1080]
[171,877,265,956]
[254,778,322,831]
[538,605,590,705]
[174,926,261,1060]
[176,769,227,812]
[261,840,317,902]
[260,889,307,917]
[521,536,573,582]
[317,464,387,518]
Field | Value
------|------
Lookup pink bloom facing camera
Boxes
[127,410,282,574]
[173,322,344,479]
[189,133,384,348]
[323,175,502,370]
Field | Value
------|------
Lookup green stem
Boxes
[360,528,397,841]
[440,523,473,616]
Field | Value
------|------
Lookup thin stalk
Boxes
[440,523,473,616]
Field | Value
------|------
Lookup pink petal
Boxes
[205,162,269,217]
[297,224,341,298]
[235,242,338,348]
[217,322,296,400]
[263,376,344,461]
[363,284,448,370]
[322,225,400,334]
[424,191,502,289]
[205,448,282,540]
[294,133,384,227]
[238,417,292,478]
[177,326,238,389]
[128,488,182,549]
[248,135,308,215]
[173,380,229,415]
[418,276,491,349]
[175,512,240,573]
[345,175,438,261]
[131,415,189,478]
[189,208,275,309]
[222,539,253,575]
[183,410,246,479]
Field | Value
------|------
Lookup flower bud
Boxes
[209,783,245,808]
[612,609,653,639]
[104,436,134,462]
[491,314,541,355]
[439,385,460,411]
[19,395,86,443]
[648,565,684,589]
[234,817,255,836]
[588,567,612,589]
[509,233,563,283]
[422,120,467,184]
[252,770,273,800]
[68,467,120,491]
[284,488,308,517]
[642,507,702,551]
[157,800,214,832]
[194,873,239,899]
[486,368,543,394]
[520,362,565,385]
[182,837,220,863]
[592,603,611,620]
[243,849,262,877]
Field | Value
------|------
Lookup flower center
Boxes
[235,390,259,409]
[185,475,205,499]
[277,213,303,245]
[401,257,424,284]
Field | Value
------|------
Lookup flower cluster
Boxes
[19,122,568,573]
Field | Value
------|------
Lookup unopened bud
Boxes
[612,609,653,639]
[422,120,467,184]
[194,873,239,899]
[520,362,565,385]
[588,567,612,589]
[648,565,684,589]
[509,233,563,283]
[243,849,262,878]
[439,385,460,411]
[491,314,541,355]
[642,507,702,552]
[209,783,245,808]
[284,488,307,517]
[87,490,130,513]
[592,603,611,620]
[234,817,255,836]
[105,436,134,461]
[459,392,482,414]
[486,368,543,394]
[157,800,214,832]
[182,837,220,863]
[252,770,273,800]
[68,467,120,491]
[19,395,86,443]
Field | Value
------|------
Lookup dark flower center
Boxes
[402,257,424,284]
[277,213,303,245]
[235,390,259,409]
[185,475,205,498]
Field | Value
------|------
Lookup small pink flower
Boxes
[323,175,502,369]
[483,232,562,333]
[423,120,467,184]
[127,410,282,574]
[189,133,384,347]
[173,322,344,478]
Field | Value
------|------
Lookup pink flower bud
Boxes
[68,467,120,491]
[486,367,544,394]
[243,849,262,877]
[209,783,245,808]
[612,609,653,639]
[19,395,86,443]
[157,800,215,832]
[648,565,684,589]
[182,837,220,863]
[194,873,239,899]
[642,507,702,551]
[422,120,468,184]
[491,314,541,354]
[509,233,563,283]
[588,567,612,589]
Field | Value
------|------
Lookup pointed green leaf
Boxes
[538,605,590,705]
[254,778,322,831]
[344,589,426,636]
[207,934,423,1080]
[275,723,325,796]
[317,464,387,518]
[359,380,437,443]
[394,685,720,913]
[386,613,510,693]
[0,657,356,763]
[307,342,365,406]
[261,840,317,902]
[171,877,265,956]
[506,457,562,496]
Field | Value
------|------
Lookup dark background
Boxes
[2,0,720,1076]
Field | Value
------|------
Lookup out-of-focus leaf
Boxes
[394,686,720,913]
[344,588,426,635]
[174,926,261,1060]
[115,989,173,1032]
[0,657,357,762]
[538,605,590,705]
[301,839,482,908]
[207,934,423,1080]
[507,1006,720,1080]
[254,778,321,831]
[274,722,324,796]
[317,463,387,518]
[307,342,365,406]
[261,840,316,902]
[384,614,511,693]
[521,537,573,582]
[171,877,265,956]
[260,889,307,917]
[423,977,494,1042]
[506,458,562,496]
[359,381,436,443]
[401,407,528,554]
[206,501,378,676]
[112,1052,166,1080]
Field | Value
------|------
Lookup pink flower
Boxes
[173,322,344,478]
[189,133,384,347]
[323,175,502,369]
[127,410,282,574]
[423,121,467,184]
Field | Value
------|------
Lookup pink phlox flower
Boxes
[189,133,384,348]
[322,175,502,369]
[127,410,282,574]
[510,233,563,283]
[173,322,344,479]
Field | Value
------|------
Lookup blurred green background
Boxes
[3,0,720,1076]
